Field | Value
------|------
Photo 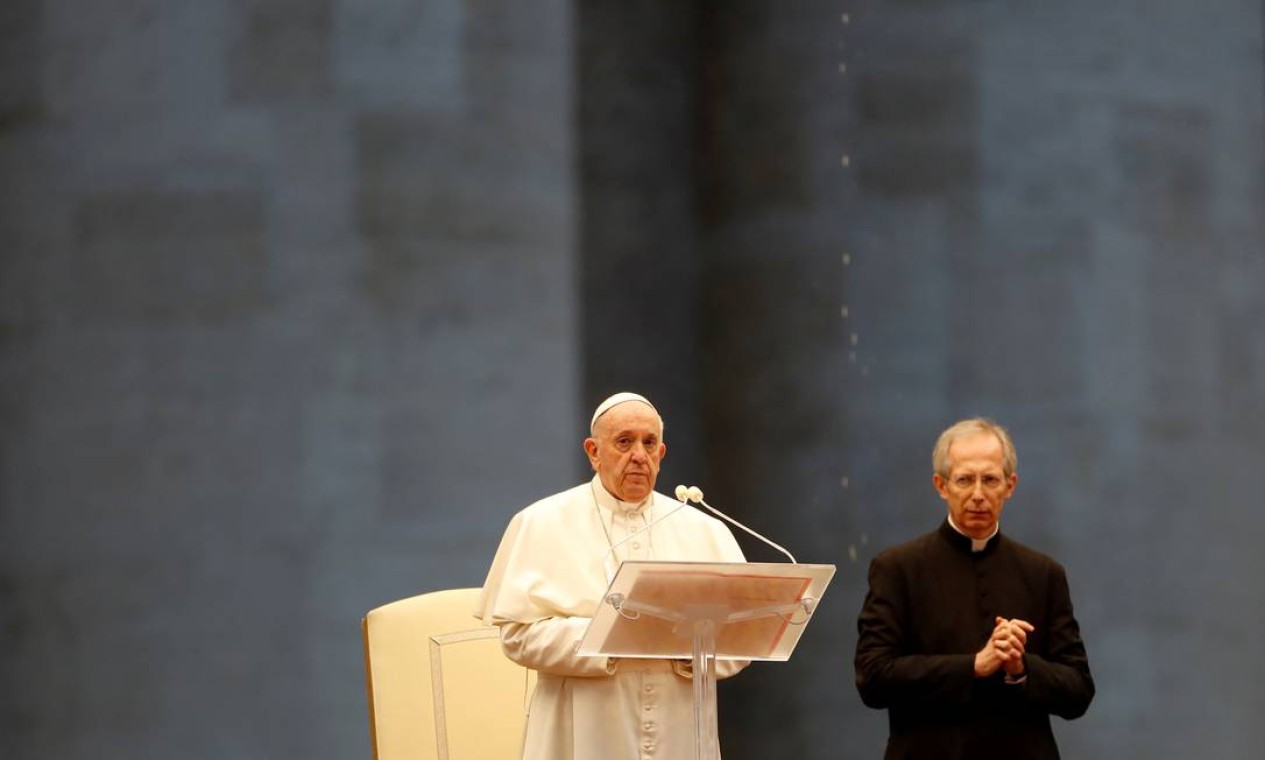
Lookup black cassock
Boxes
[855,520,1094,760]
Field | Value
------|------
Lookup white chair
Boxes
[362,588,536,760]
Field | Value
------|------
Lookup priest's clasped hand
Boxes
[974,616,1034,678]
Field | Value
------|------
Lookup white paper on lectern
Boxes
[576,561,836,661]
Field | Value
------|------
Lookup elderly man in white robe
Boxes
[477,392,748,759]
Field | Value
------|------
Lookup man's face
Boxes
[584,402,666,503]
[932,432,1018,539]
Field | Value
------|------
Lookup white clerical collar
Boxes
[590,474,652,515]
[947,515,998,552]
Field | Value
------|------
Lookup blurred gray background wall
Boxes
[2,1,1262,758]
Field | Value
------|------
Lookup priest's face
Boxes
[932,431,1018,540]
[584,401,666,503]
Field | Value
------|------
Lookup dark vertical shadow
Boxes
[576,1,707,484]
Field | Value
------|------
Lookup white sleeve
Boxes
[499,618,618,678]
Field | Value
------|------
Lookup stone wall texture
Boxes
[2,1,1262,758]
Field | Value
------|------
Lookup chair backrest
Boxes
[362,588,535,760]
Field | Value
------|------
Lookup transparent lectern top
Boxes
[576,561,836,661]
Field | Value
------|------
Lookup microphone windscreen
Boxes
[674,485,688,501]
[688,486,704,503]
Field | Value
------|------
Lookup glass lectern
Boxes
[578,561,836,760]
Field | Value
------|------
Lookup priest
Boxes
[855,418,1094,758]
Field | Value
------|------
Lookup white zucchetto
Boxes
[589,392,657,433]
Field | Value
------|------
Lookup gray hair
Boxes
[932,418,1017,476]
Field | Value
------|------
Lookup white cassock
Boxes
[476,475,748,760]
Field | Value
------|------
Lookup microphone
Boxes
[673,484,702,503]
[676,484,798,564]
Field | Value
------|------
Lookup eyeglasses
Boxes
[946,473,1008,492]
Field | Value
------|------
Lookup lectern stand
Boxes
[577,561,836,760]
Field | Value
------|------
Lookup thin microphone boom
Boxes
[676,485,797,563]
[685,487,798,564]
